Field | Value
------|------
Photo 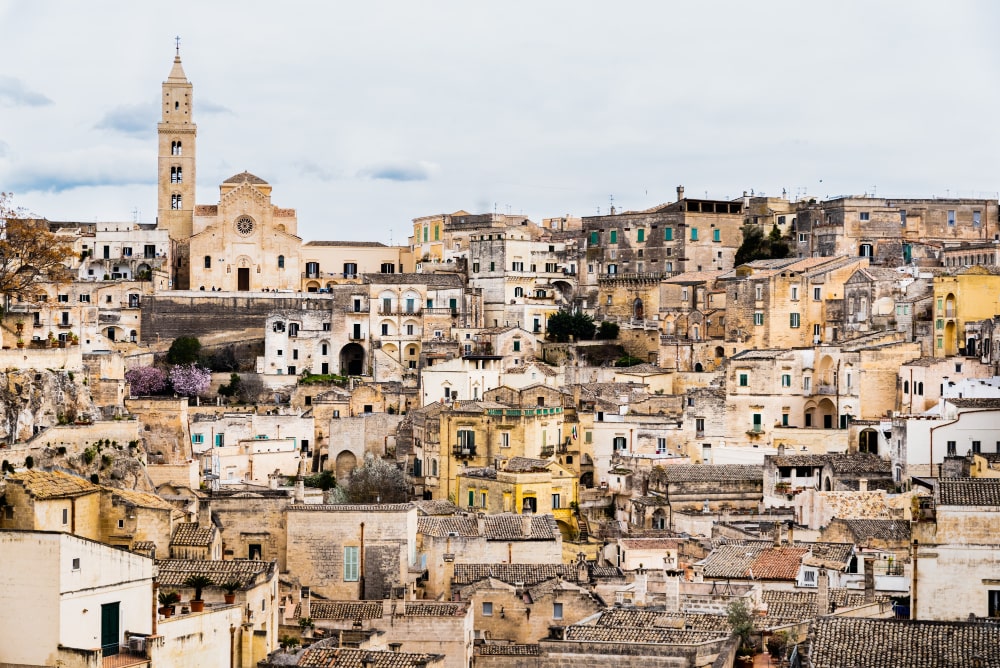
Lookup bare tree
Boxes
[330,453,410,503]
[0,193,74,300]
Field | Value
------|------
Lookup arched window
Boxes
[277,255,285,269]
[204,256,211,269]
[321,344,328,355]
[917,382,924,396]
[170,166,182,183]
[171,141,182,156]
[129,330,137,342]
[171,194,182,210]
[903,380,909,394]
[431,459,438,476]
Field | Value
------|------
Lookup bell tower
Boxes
[157,38,196,241]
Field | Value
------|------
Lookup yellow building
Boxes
[933,266,1000,356]
[457,456,578,537]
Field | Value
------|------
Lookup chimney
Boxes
[773,523,781,547]
[863,555,875,603]
[677,185,685,202]
[633,568,648,605]
[522,514,533,537]
[294,460,306,504]
[817,569,829,616]
[858,478,868,492]
[300,586,311,619]
[788,523,794,545]
[576,552,589,583]
[477,513,485,536]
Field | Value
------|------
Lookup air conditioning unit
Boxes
[129,636,146,653]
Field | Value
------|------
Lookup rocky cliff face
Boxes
[0,369,98,444]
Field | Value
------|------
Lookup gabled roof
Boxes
[156,558,275,589]
[298,601,383,620]
[808,617,1000,668]
[6,470,99,500]
[763,588,891,620]
[223,171,267,185]
[170,522,216,547]
[656,464,763,483]
[701,541,807,580]
[838,519,910,542]
[504,457,551,472]
[108,487,175,511]
[451,563,578,586]
[297,647,442,668]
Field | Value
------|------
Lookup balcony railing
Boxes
[349,333,366,341]
[378,308,421,316]
[452,444,477,457]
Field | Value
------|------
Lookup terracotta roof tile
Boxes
[563,626,722,644]
[659,465,763,482]
[170,522,216,547]
[109,487,175,511]
[299,601,383,620]
[939,478,1000,506]
[452,563,578,586]
[476,645,540,656]
[298,648,442,667]
[7,470,99,499]
[155,559,274,589]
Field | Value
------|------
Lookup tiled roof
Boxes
[452,563,578,586]
[763,589,890,619]
[170,522,215,547]
[563,626,722,644]
[223,171,267,185]
[594,608,731,633]
[807,617,1000,668]
[298,601,383,620]
[590,566,625,579]
[362,273,464,287]
[819,491,892,520]
[155,559,274,589]
[413,499,460,516]
[946,397,1000,409]
[939,478,1000,506]
[504,362,557,377]
[841,519,910,542]
[6,470,99,499]
[826,453,892,475]
[477,644,540,656]
[417,516,479,538]
[701,542,806,580]
[132,541,156,555]
[298,648,441,668]
[403,602,465,616]
[619,538,682,550]
[658,465,763,483]
[483,514,558,540]
[504,457,551,472]
[109,487,175,511]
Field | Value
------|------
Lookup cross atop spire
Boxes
[175,36,181,56]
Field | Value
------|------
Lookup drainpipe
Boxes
[359,522,366,600]
[152,578,158,637]
[910,539,918,619]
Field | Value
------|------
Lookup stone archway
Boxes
[859,428,879,455]
[335,450,357,484]
[340,342,366,376]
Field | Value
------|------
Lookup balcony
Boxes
[597,271,666,282]
[349,333,366,341]
[378,308,421,316]
[815,384,837,395]
[452,444,477,458]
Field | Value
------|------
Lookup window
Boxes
[859,211,870,221]
[690,228,698,241]
[513,340,521,352]
[782,413,789,426]
[790,313,801,328]
[500,432,510,448]
[170,166,183,183]
[292,349,299,360]
[610,230,617,244]
[472,262,479,273]
[813,286,821,301]
[277,255,285,269]
[192,434,204,444]
[78,294,90,303]
[434,225,440,240]
[171,194,182,210]
[782,374,791,387]
[739,373,749,387]
[754,312,764,326]
[665,228,673,241]
[514,287,523,298]
[804,376,811,392]
[612,436,627,452]
[381,323,389,336]
[791,286,799,301]
[947,210,956,226]
[215,434,224,447]
[695,418,705,436]
[974,211,982,227]
[755,285,763,300]
[58,294,69,303]
[637,228,645,242]
[482,602,493,616]
[204,256,211,269]
[62,508,69,525]
[972,440,981,454]
[656,437,667,454]
[512,261,524,271]
[552,493,561,509]
[799,232,808,242]
[713,229,721,242]
[590,231,599,245]
[803,570,816,585]
[171,140,182,156]
[989,590,1000,618]
[553,602,563,620]
[344,546,359,581]
[946,441,957,456]
[72,557,81,570]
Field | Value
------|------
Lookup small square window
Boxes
[72,558,81,570]
[553,602,563,620]
[482,601,493,616]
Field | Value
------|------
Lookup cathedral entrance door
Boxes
[237,267,250,291]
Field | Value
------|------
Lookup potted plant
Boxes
[221,579,241,604]
[158,590,180,617]
[184,574,214,612]
[299,616,315,638]
[14,320,24,334]
[16,338,24,349]
[766,630,789,662]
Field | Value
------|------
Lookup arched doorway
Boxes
[633,298,644,320]
[580,471,594,488]
[335,450,357,484]
[340,343,365,376]
[859,428,878,454]
[817,398,836,429]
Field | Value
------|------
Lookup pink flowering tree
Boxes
[169,364,211,397]
[125,366,168,397]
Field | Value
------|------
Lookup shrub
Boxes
[83,447,97,465]
[24,456,34,470]
[166,336,202,365]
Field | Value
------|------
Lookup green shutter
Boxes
[665,228,673,241]
[637,228,645,242]
[691,228,698,241]
[610,230,617,244]
[590,231,598,245]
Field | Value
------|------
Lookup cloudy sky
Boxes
[2,1,999,242]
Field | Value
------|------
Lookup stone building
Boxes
[285,503,417,600]
[932,265,1000,356]
[911,478,1000,620]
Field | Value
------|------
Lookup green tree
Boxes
[166,336,202,365]
[735,223,791,265]
[596,321,620,340]
[546,310,596,342]
[727,598,757,654]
